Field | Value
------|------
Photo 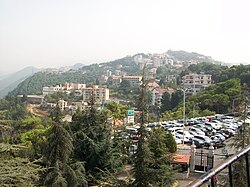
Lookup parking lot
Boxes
[124,114,245,164]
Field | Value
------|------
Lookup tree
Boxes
[132,68,154,187]
[71,95,113,183]
[45,105,87,187]
[46,123,73,166]
[105,101,128,126]
[119,80,131,95]
[160,92,172,113]
[147,128,175,187]
[165,132,177,153]
[170,90,183,110]
[226,84,250,186]
[0,157,41,186]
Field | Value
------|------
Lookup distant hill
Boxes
[7,50,223,97]
[58,63,85,72]
[8,57,138,96]
[0,66,41,98]
[166,50,214,62]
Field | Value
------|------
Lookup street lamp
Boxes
[179,87,192,144]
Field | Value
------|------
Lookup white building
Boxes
[122,76,143,86]
[64,83,86,90]
[69,101,87,113]
[111,75,143,86]
[82,85,109,104]
[58,99,68,111]
[182,73,212,95]
[42,85,64,95]
[42,83,86,95]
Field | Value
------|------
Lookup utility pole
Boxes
[180,87,191,144]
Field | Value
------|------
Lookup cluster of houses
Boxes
[20,83,109,114]
[21,52,213,114]
[22,70,212,116]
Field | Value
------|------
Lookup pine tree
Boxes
[45,102,87,187]
[71,92,113,183]
[148,128,175,187]
[165,132,177,153]
[46,123,73,166]
[229,83,250,186]
[132,67,154,187]
[160,92,172,113]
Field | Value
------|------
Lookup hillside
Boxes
[0,67,41,98]
[9,57,139,96]
[166,50,214,62]
[7,50,220,96]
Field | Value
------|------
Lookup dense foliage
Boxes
[2,55,250,186]
[70,99,114,184]
[9,57,140,96]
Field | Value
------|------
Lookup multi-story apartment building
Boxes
[42,83,86,95]
[42,85,64,95]
[151,87,175,106]
[69,101,87,113]
[111,75,143,86]
[58,99,68,111]
[182,73,212,95]
[122,76,143,86]
[64,83,86,90]
[82,85,109,104]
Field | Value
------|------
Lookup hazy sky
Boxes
[1,0,250,75]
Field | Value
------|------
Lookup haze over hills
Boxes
[0,63,86,98]
[0,66,41,98]
[4,50,224,98]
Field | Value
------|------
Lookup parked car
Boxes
[189,127,206,136]
[219,131,230,139]
[186,119,200,126]
[210,136,226,148]
[220,128,236,137]
[191,137,205,148]
[193,135,212,147]
[168,127,184,135]
[176,130,194,141]
[193,124,207,132]
[204,122,221,130]
[214,133,226,142]
[174,136,182,144]
[126,127,138,135]
[175,133,190,143]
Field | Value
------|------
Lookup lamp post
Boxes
[180,87,191,144]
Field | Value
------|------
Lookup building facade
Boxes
[151,87,175,106]
[182,73,212,95]
[111,75,143,86]
[82,85,109,104]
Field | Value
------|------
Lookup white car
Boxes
[176,130,194,141]
[189,127,206,136]
[175,133,190,143]
[174,136,182,144]
[168,127,184,135]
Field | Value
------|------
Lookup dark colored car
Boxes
[210,136,226,148]
[191,138,205,148]
[193,135,212,147]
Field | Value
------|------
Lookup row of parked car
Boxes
[122,114,244,149]
[160,115,243,148]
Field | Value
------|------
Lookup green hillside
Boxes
[9,57,139,96]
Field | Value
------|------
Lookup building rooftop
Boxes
[173,153,190,164]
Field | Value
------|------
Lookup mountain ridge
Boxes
[4,50,224,97]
